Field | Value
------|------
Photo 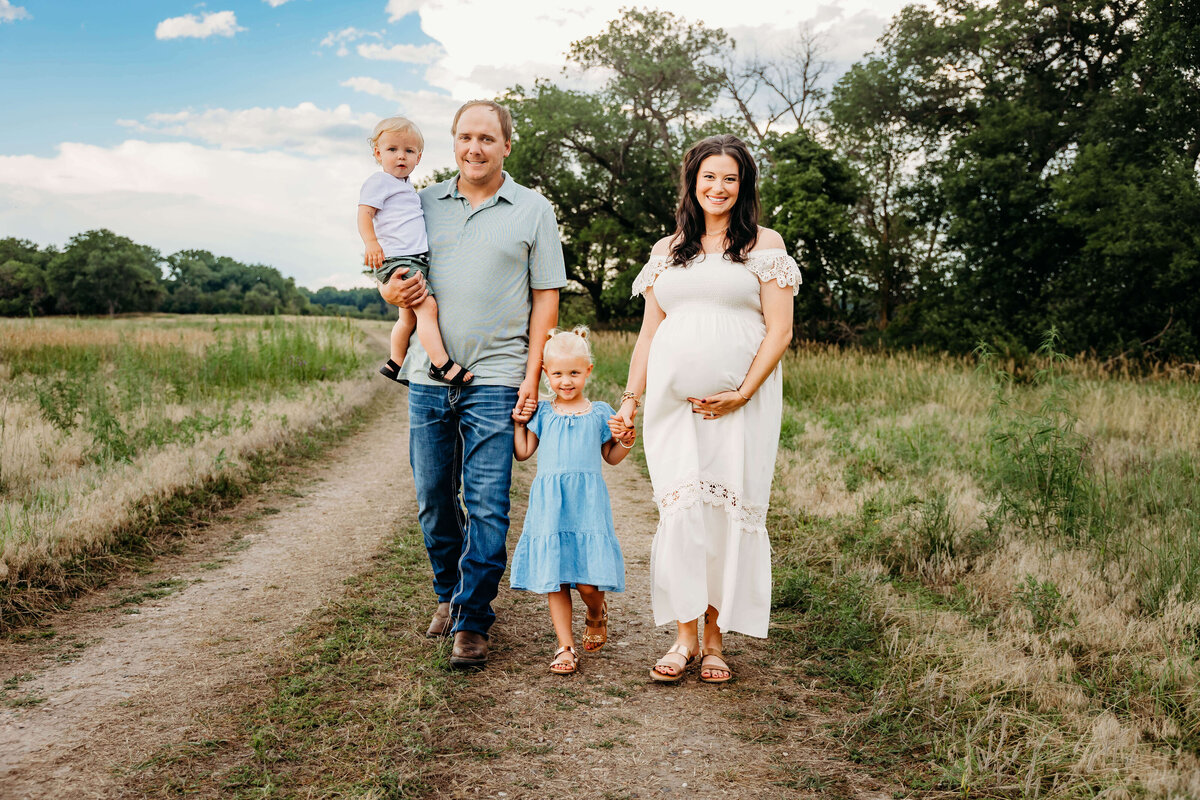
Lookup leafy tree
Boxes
[45,229,165,315]
[0,238,54,316]
[760,131,863,339]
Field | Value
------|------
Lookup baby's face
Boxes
[374,130,423,179]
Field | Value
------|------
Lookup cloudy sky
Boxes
[0,0,910,290]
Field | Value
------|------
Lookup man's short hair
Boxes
[451,100,513,143]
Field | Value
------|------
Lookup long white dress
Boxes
[632,248,801,638]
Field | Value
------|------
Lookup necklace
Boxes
[552,399,591,416]
[702,227,728,238]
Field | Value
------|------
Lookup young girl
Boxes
[510,327,636,675]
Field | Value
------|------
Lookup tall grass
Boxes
[589,332,1200,797]
[0,316,383,625]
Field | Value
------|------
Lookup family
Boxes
[358,100,800,682]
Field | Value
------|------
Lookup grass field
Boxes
[0,315,384,626]
[760,338,1200,797]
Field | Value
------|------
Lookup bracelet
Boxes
[735,387,750,401]
[620,391,641,408]
[617,439,634,449]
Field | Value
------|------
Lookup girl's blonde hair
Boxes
[543,326,593,364]
[369,116,424,156]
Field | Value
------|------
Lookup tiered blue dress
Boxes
[509,400,626,594]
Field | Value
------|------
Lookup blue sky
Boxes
[0,0,907,290]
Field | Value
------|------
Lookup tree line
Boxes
[4,2,1197,361]
[0,231,392,319]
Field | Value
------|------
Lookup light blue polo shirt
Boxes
[401,171,567,387]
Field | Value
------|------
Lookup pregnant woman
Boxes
[616,134,800,683]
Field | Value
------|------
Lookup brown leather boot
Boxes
[449,630,488,670]
[426,602,452,638]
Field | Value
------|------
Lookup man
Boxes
[381,100,564,670]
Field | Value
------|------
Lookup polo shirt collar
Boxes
[441,171,516,205]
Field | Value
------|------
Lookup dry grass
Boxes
[764,342,1200,797]
[0,315,387,618]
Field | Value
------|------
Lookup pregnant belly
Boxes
[648,313,762,400]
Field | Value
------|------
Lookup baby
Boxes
[358,116,472,385]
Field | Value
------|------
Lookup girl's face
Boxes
[694,153,740,219]
[374,130,423,180]
[544,354,592,402]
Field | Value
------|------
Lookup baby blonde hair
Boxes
[543,325,593,364]
[369,116,425,156]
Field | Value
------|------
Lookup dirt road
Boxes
[0,388,893,798]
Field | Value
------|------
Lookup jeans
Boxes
[408,383,517,636]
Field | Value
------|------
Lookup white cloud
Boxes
[155,11,244,40]
[264,0,292,6]
[0,141,378,290]
[386,0,422,22]
[116,103,378,158]
[0,0,30,23]
[357,42,443,63]
[405,0,909,98]
[320,26,383,56]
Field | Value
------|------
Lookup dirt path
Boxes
[0,386,415,799]
[426,458,894,799]
[1,384,895,799]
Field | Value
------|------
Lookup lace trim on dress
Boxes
[743,253,802,296]
[655,477,768,533]
[630,251,802,297]
[631,255,669,297]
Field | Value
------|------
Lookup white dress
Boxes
[632,248,801,637]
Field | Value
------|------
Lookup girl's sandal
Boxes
[428,358,474,386]
[582,602,608,652]
[699,650,733,684]
[649,643,697,683]
[549,646,578,675]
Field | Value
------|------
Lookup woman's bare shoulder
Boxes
[752,227,787,251]
[650,234,677,257]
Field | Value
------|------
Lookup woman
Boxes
[617,134,799,683]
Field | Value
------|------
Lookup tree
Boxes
[760,131,863,340]
[0,238,54,316]
[45,230,165,315]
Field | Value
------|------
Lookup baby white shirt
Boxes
[359,172,429,257]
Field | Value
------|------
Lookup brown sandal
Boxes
[649,643,697,683]
[550,645,578,675]
[582,602,608,652]
[699,650,732,683]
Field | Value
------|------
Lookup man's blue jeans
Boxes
[408,383,517,637]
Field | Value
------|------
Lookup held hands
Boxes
[688,389,749,420]
[514,377,539,422]
[364,243,385,271]
[378,268,427,308]
[512,394,537,424]
[608,414,636,447]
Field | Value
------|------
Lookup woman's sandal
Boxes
[582,602,608,652]
[699,650,733,683]
[649,643,698,683]
[379,358,403,382]
[428,358,474,386]
[549,645,578,675]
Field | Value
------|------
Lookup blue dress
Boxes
[509,400,626,594]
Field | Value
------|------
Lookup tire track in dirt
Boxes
[426,457,897,799]
[0,379,414,799]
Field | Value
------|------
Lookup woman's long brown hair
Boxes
[670,134,760,266]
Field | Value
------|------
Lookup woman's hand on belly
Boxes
[687,390,748,420]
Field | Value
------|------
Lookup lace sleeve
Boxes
[744,252,802,296]
[631,254,670,297]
